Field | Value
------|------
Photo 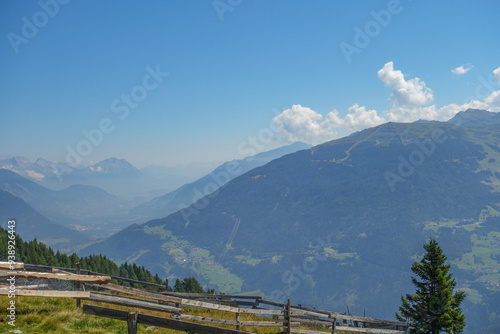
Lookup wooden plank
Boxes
[332,327,406,334]
[75,262,81,309]
[0,284,48,290]
[0,290,90,298]
[53,268,75,275]
[282,327,406,334]
[22,264,165,290]
[259,299,287,307]
[173,314,240,326]
[0,270,110,283]
[87,292,182,313]
[180,298,282,315]
[127,310,138,334]
[87,271,166,290]
[289,305,408,328]
[161,291,262,300]
[83,304,255,334]
[287,299,291,334]
[0,262,24,270]
[24,263,87,274]
[83,303,128,321]
[89,283,182,304]
[282,328,329,334]
[92,283,282,315]
[241,320,300,327]
[289,317,332,327]
[173,314,300,327]
[201,300,257,307]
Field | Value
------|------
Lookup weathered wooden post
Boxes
[332,318,336,334]
[75,262,81,308]
[236,312,240,331]
[287,299,291,334]
[165,278,169,291]
[127,309,138,334]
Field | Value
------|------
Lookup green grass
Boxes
[452,232,500,291]
[0,296,132,333]
[235,254,263,266]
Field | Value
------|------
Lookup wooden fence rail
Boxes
[284,327,407,334]
[1,262,410,334]
[0,270,110,283]
[87,292,182,314]
[83,304,255,334]
[21,263,167,290]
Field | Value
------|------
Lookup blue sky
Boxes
[1,0,500,168]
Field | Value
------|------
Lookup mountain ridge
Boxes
[130,142,311,220]
[80,110,500,333]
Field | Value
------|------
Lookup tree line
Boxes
[0,227,208,293]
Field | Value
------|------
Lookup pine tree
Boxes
[173,278,185,292]
[396,239,466,334]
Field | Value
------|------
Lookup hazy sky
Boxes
[1,0,500,168]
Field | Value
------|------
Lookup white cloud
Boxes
[494,67,500,83]
[273,105,336,144]
[435,100,489,120]
[377,62,435,122]
[274,64,500,145]
[377,61,434,108]
[384,105,438,122]
[342,104,386,131]
[485,90,500,112]
[451,65,473,75]
[273,104,386,144]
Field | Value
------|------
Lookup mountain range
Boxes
[131,141,311,220]
[0,142,311,245]
[0,188,85,251]
[0,156,193,203]
[79,109,500,334]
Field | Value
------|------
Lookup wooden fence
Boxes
[0,262,409,334]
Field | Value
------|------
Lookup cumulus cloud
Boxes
[273,105,336,144]
[377,61,435,122]
[273,104,385,144]
[273,63,500,145]
[494,67,500,83]
[451,65,473,75]
[342,104,386,130]
[485,90,500,112]
[378,61,434,108]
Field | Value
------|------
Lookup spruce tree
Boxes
[396,239,466,334]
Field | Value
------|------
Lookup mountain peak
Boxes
[447,108,499,127]
[89,158,141,176]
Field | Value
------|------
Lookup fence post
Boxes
[332,318,336,334]
[165,278,169,291]
[75,262,81,308]
[287,298,291,334]
[236,312,240,331]
[127,309,138,334]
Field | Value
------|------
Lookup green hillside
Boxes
[80,114,500,333]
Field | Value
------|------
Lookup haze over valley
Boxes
[2,1,500,333]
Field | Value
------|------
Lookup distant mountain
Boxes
[0,169,124,236]
[448,108,500,127]
[0,189,87,250]
[76,158,142,177]
[0,156,68,181]
[81,111,500,334]
[130,142,311,219]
